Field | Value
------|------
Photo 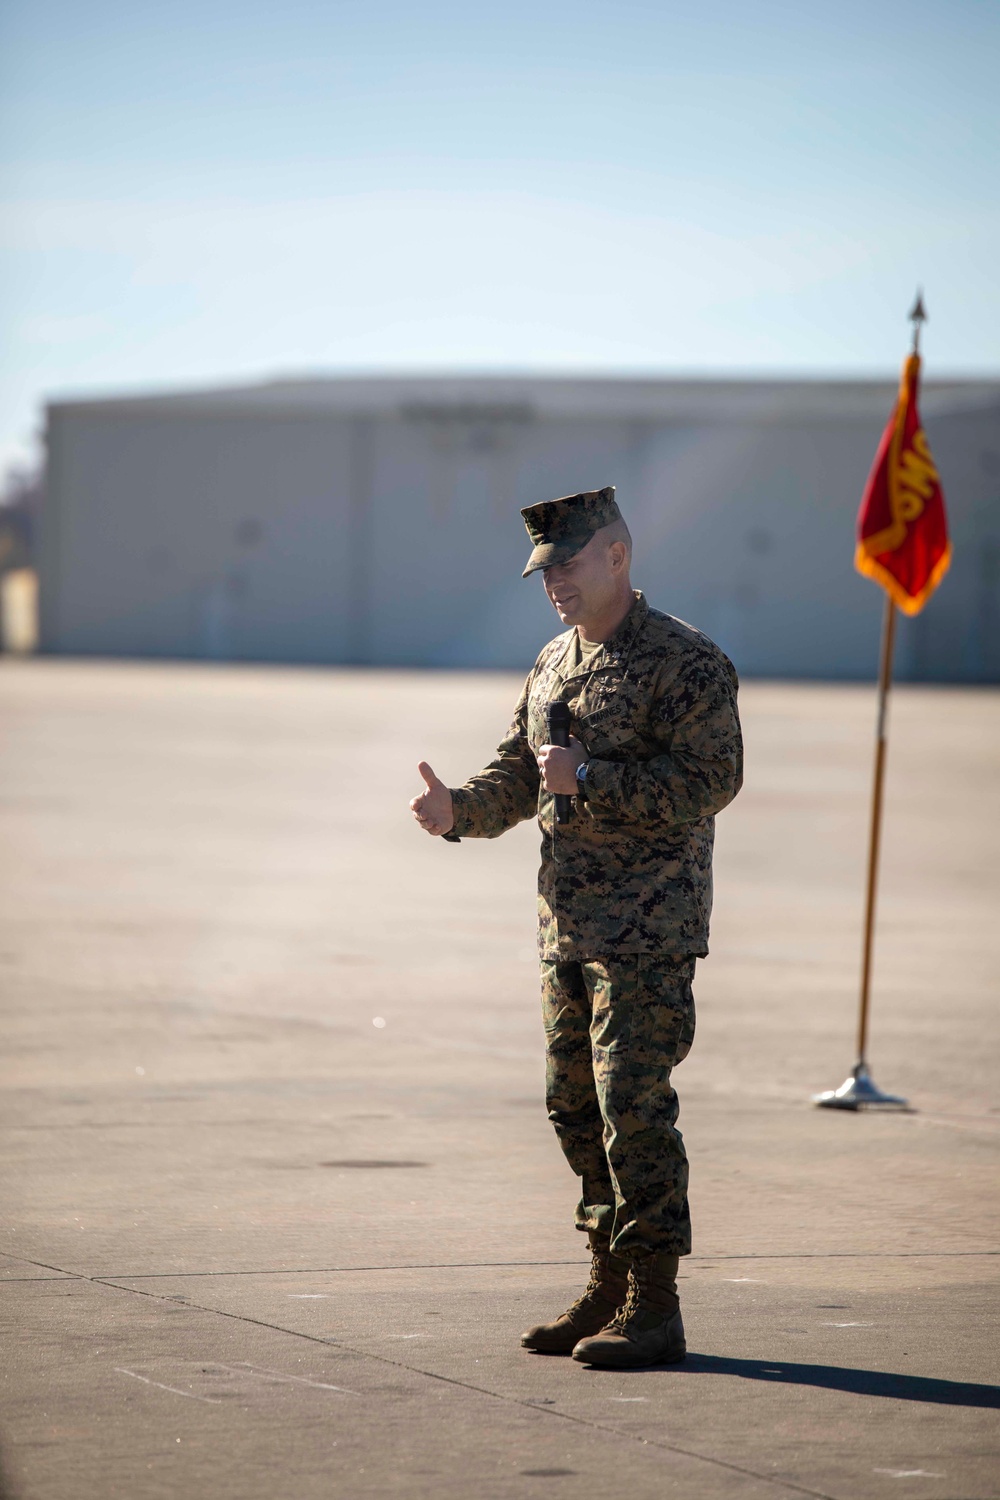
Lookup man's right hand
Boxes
[410,762,455,837]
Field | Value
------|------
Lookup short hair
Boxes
[602,515,633,559]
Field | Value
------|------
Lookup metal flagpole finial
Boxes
[909,289,927,353]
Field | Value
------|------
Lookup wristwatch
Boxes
[575,760,590,801]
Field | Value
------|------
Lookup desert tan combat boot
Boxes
[520,1236,629,1354]
[571,1251,686,1368]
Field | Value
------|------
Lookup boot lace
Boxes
[565,1251,623,1317]
[565,1255,607,1314]
[604,1274,643,1334]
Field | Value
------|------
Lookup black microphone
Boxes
[547,700,574,826]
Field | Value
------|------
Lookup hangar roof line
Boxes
[46,372,1000,424]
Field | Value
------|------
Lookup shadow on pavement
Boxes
[666,1354,1000,1408]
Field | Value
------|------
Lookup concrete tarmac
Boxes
[1,660,997,1500]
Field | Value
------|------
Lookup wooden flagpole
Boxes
[855,593,896,1068]
[814,583,907,1109]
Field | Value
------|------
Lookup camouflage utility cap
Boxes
[520,486,621,578]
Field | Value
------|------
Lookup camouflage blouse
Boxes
[449,591,744,961]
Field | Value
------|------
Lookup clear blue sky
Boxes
[1,0,997,472]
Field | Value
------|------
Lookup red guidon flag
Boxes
[855,353,951,613]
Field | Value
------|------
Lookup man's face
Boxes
[542,532,622,627]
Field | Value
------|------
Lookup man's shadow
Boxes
[600,1354,1000,1409]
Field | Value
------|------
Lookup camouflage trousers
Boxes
[540,954,696,1259]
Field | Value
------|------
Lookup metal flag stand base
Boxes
[813,1059,910,1112]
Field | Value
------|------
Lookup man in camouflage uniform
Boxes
[411,486,743,1368]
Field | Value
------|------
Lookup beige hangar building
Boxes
[39,374,1000,681]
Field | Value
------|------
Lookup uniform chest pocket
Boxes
[528,697,560,751]
[578,702,640,753]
